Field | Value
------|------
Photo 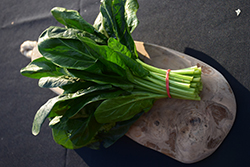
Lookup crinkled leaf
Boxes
[124,0,139,33]
[93,12,109,37]
[38,76,78,88]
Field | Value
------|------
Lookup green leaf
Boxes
[100,0,116,38]
[93,0,139,36]
[124,0,139,33]
[76,35,130,78]
[108,37,133,58]
[93,12,109,38]
[100,0,138,59]
[44,26,107,44]
[98,111,143,148]
[60,80,94,94]
[51,7,107,40]
[94,92,155,123]
[58,89,126,123]
[51,115,103,149]
[108,38,149,77]
[20,57,63,79]
[68,69,134,91]
[38,29,98,70]
[38,76,78,88]
[32,84,112,136]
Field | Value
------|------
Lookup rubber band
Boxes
[166,69,171,98]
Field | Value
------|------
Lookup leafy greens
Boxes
[20,0,202,149]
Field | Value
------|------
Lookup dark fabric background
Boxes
[0,0,249,167]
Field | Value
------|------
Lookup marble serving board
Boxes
[126,41,236,163]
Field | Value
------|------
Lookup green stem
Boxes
[136,59,166,75]
[136,58,202,100]
[133,77,167,95]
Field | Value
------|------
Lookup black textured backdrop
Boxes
[0,0,249,167]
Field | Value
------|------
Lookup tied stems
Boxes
[135,59,202,100]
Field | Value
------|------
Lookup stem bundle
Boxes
[135,59,202,100]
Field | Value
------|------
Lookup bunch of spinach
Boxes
[20,0,202,149]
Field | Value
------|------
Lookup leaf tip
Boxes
[51,7,65,13]
[32,128,39,136]
[32,121,41,136]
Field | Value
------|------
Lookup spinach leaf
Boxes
[108,38,148,77]
[124,0,139,33]
[100,0,138,59]
[50,115,103,149]
[93,0,139,36]
[32,84,112,136]
[38,31,98,70]
[98,111,143,148]
[51,7,107,40]
[58,89,127,123]
[47,90,104,119]
[93,12,109,38]
[44,26,107,45]
[94,92,155,123]
[76,35,130,78]
[21,1,165,150]
[60,80,95,94]
[67,69,134,91]
[38,76,79,88]
[20,57,63,79]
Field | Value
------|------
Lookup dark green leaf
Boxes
[108,38,149,77]
[100,0,116,38]
[51,7,107,40]
[32,84,112,135]
[38,30,97,70]
[76,35,131,78]
[94,92,155,123]
[93,0,139,36]
[44,26,107,44]
[100,0,138,59]
[58,89,126,123]
[20,57,63,79]
[60,80,95,94]
[99,111,143,148]
[68,69,134,91]
[50,115,103,149]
